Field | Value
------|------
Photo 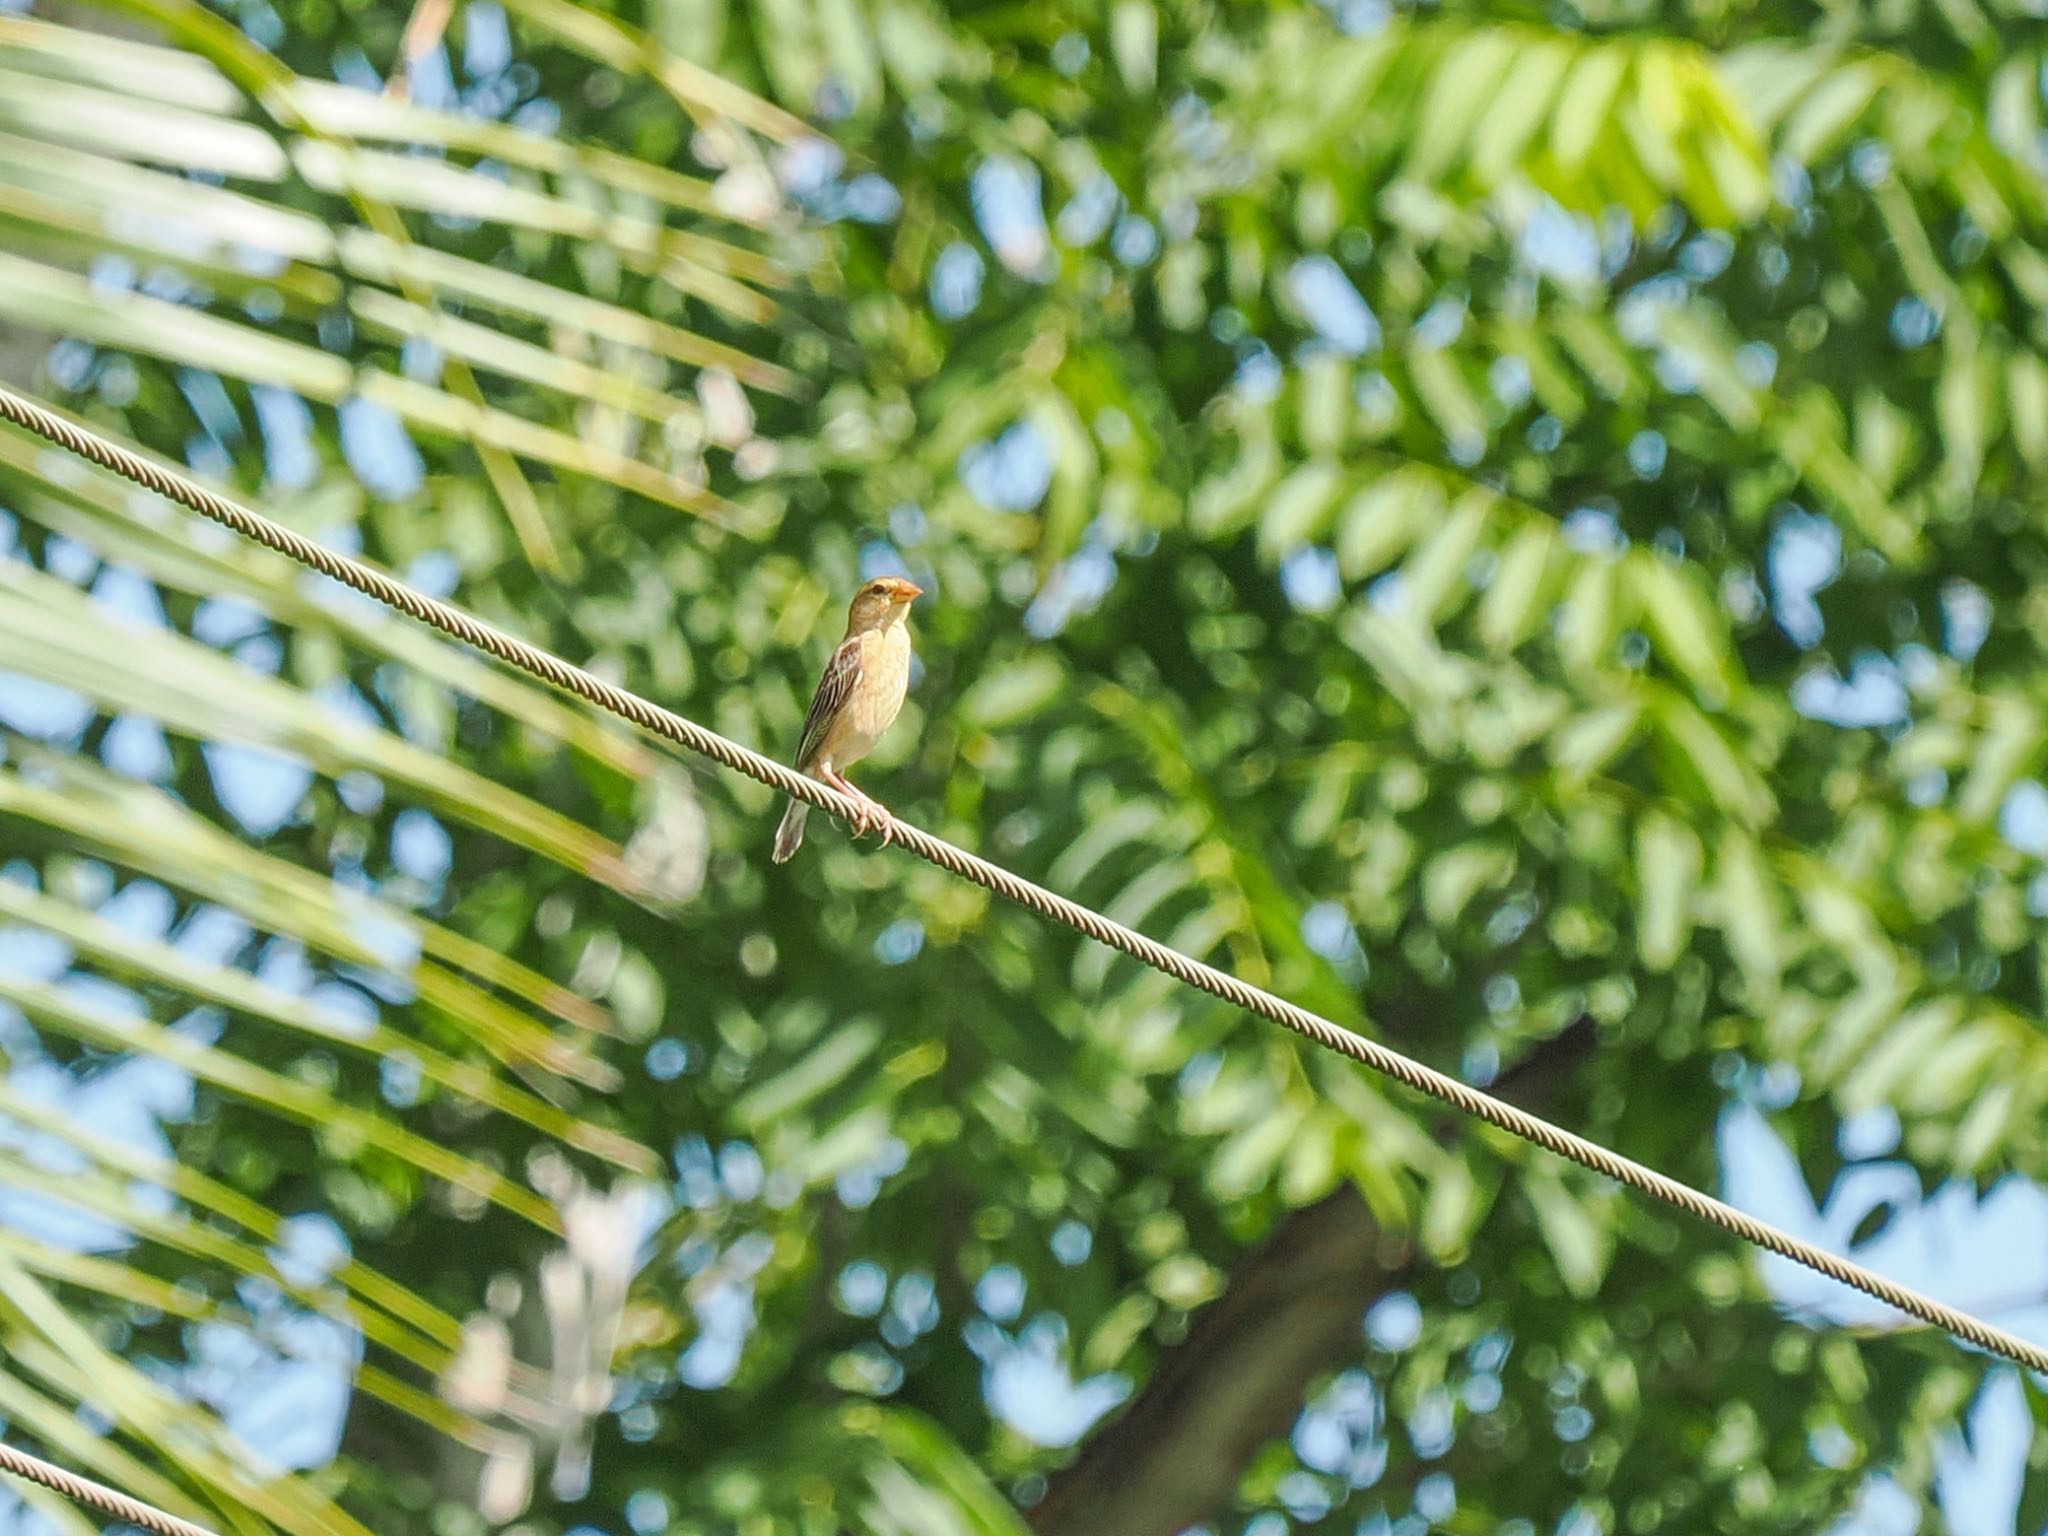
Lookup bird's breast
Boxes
[826,625,911,767]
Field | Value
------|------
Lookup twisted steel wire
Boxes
[0,1440,220,1536]
[4,381,2043,1382]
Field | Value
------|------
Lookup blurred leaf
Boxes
[0,879,653,1170]
[1477,523,1558,651]
[0,750,618,1084]
[1420,1153,1485,1263]
[1523,1166,1612,1298]
[1956,698,2041,823]
[0,973,561,1229]
[1630,554,1738,699]
[1110,0,1156,95]
[958,654,1066,730]
[0,556,645,894]
[1712,830,1785,1006]
[730,1021,883,1131]
[856,1408,1034,1536]
[1633,809,1702,972]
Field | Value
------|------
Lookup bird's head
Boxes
[848,575,923,630]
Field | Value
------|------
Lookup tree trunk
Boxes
[1028,1182,1396,1536]
[1030,1018,1596,1536]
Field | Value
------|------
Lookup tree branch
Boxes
[1028,1181,1391,1536]
[1029,1017,1597,1536]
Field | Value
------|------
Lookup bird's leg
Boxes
[819,770,868,843]
[824,769,897,845]
[821,768,875,837]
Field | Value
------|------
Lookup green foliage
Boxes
[3,0,2048,1534]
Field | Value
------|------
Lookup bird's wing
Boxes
[795,634,864,768]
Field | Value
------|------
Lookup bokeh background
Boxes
[1,0,2047,1532]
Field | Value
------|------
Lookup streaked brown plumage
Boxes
[771,575,922,863]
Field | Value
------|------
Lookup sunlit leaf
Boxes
[1523,1166,1612,1298]
[1633,809,1701,971]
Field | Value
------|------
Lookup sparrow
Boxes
[771,575,923,863]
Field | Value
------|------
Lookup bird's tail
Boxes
[771,799,809,863]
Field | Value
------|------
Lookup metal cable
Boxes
[4,381,2044,1378]
[0,1439,219,1536]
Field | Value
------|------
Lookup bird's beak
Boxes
[893,579,924,601]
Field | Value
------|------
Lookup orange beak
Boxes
[888,578,924,600]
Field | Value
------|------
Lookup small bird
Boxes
[772,575,923,863]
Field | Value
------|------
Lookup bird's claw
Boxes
[844,794,894,846]
[823,774,894,847]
